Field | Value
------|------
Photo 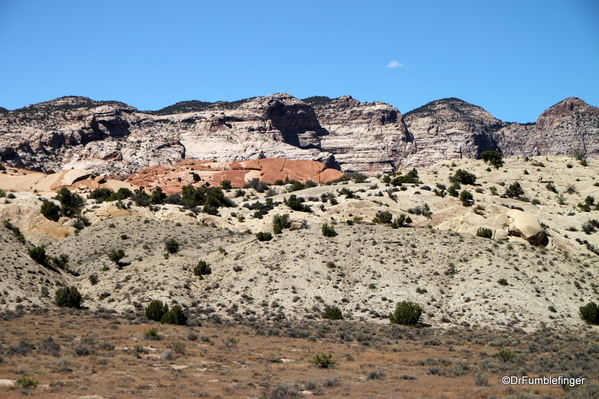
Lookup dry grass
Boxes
[0,310,597,398]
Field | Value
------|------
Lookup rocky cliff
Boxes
[313,95,413,173]
[401,97,506,166]
[0,94,334,175]
[0,94,597,175]
[494,97,599,157]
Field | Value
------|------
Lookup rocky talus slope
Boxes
[1,94,597,175]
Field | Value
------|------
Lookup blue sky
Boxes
[1,0,597,122]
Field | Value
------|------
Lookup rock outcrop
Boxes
[314,96,413,173]
[1,94,598,176]
[125,158,344,193]
[506,209,548,246]
[0,94,336,175]
[494,97,599,157]
[401,98,506,166]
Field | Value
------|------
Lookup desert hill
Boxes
[1,154,598,332]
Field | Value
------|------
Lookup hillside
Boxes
[1,155,598,331]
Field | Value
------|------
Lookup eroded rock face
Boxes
[1,94,598,176]
[402,98,506,166]
[0,94,336,175]
[495,98,599,157]
[315,96,413,173]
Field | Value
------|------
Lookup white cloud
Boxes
[386,60,406,68]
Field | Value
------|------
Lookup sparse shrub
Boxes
[273,213,291,234]
[366,370,386,380]
[164,238,180,254]
[322,377,341,387]
[474,372,489,386]
[107,249,125,264]
[407,203,432,218]
[167,341,186,354]
[144,327,162,340]
[74,343,94,356]
[145,300,169,322]
[40,200,61,221]
[194,260,212,276]
[351,172,368,183]
[8,340,34,356]
[38,337,61,357]
[321,307,343,320]
[160,305,187,326]
[288,180,305,192]
[497,278,509,286]
[531,159,545,167]
[578,196,596,212]
[89,273,98,285]
[389,301,422,326]
[321,223,337,237]
[87,188,114,204]
[16,377,38,388]
[55,187,84,217]
[372,210,393,224]
[244,177,269,193]
[391,214,411,228]
[223,337,239,348]
[309,352,335,368]
[256,232,273,241]
[447,182,460,197]
[391,168,421,185]
[504,182,525,198]
[480,150,504,169]
[28,246,46,264]
[546,183,558,193]
[579,302,599,325]
[460,190,474,206]
[269,383,301,399]
[55,286,82,308]
[494,349,516,362]
[2,220,25,243]
[220,179,232,189]
[450,169,477,185]
[284,194,312,212]
[50,253,69,270]
[476,227,493,239]
[582,220,599,235]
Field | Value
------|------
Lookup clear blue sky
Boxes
[1,0,598,122]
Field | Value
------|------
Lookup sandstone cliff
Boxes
[401,97,506,166]
[0,94,335,175]
[1,94,598,176]
[313,95,413,173]
[494,97,599,157]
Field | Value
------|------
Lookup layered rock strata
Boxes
[1,94,597,176]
